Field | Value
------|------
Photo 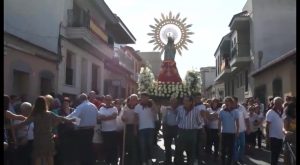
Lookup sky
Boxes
[105,0,247,78]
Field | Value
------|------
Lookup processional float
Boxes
[138,12,201,104]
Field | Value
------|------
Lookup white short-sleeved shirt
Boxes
[13,120,30,139]
[257,113,264,129]
[134,104,155,130]
[195,104,206,129]
[98,106,118,132]
[249,113,259,132]
[207,107,221,129]
[266,109,284,139]
[236,104,249,132]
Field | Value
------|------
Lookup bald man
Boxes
[67,93,98,164]
[88,91,101,108]
[266,97,284,165]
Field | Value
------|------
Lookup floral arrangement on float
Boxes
[137,67,201,101]
[137,66,155,92]
[184,70,202,95]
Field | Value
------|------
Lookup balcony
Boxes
[229,43,251,68]
[63,9,113,60]
[215,59,231,82]
[229,11,250,30]
[114,48,135,74]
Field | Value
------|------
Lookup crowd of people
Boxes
[3,92,296,165]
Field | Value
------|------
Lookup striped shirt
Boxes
[176,105,201,129]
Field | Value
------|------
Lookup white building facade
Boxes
[4,0,135,100]
[214,0,296,102]
[199,67,216,98]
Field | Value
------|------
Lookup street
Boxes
[152,130,284,165]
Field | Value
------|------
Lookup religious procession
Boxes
[4,0,296,165]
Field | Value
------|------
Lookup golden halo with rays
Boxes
[148,11,194,55]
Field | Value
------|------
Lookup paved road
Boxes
[96,130,284,165]
[152,131,284,165]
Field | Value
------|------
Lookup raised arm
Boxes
[98,113,117,121]
[98,108,118,121]
[5,111,26,121]
[13,116,34,130]
[67,107,81,118]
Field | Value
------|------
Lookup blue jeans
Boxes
[233,132,245,161]
[139,128,154,163]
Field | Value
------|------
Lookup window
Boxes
[272,78,283,97]
[236,76,239,88]
[91,64,98,92]
[40,77,52,95]
[108,36,114,48]
[254,85,266,106]
[231,79,235,96]
[81,58,87,92]
[240,72,243,86]
[216,59,218,76]
[225,81,229,96]
[245,70,248,92]
[65,51,74,85]
[13,70,29,96]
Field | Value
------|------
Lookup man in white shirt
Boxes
[98,95,119,165]
[14,102,33,165]
[193,93,207,164]
[232,96,250,164]
[134,92,156,165]
[266,97,284,165]
[67,93,98,165]
[206,98,221,158]
[162,97,179,164]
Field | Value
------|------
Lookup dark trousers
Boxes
[76,128,94,165]
[139,128,154,163]
[117,131,124,162]
[174,129,197,165]
[102,131,118,165]
[124,125,138,165]
[206,128,219,156]
[16,140,33,165]
[221,133,236,165]
[255,128,262,148]
[195,128,206,162]
[163,125,178,163]
[153,120,161,145]
[270,137,283,165]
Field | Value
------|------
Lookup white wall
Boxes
[200,67,216,87]
[4,0,68,53]
[204,68,216,87]
[240,0,295,99]
[58,39,104,95]
[251,0,296,69]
